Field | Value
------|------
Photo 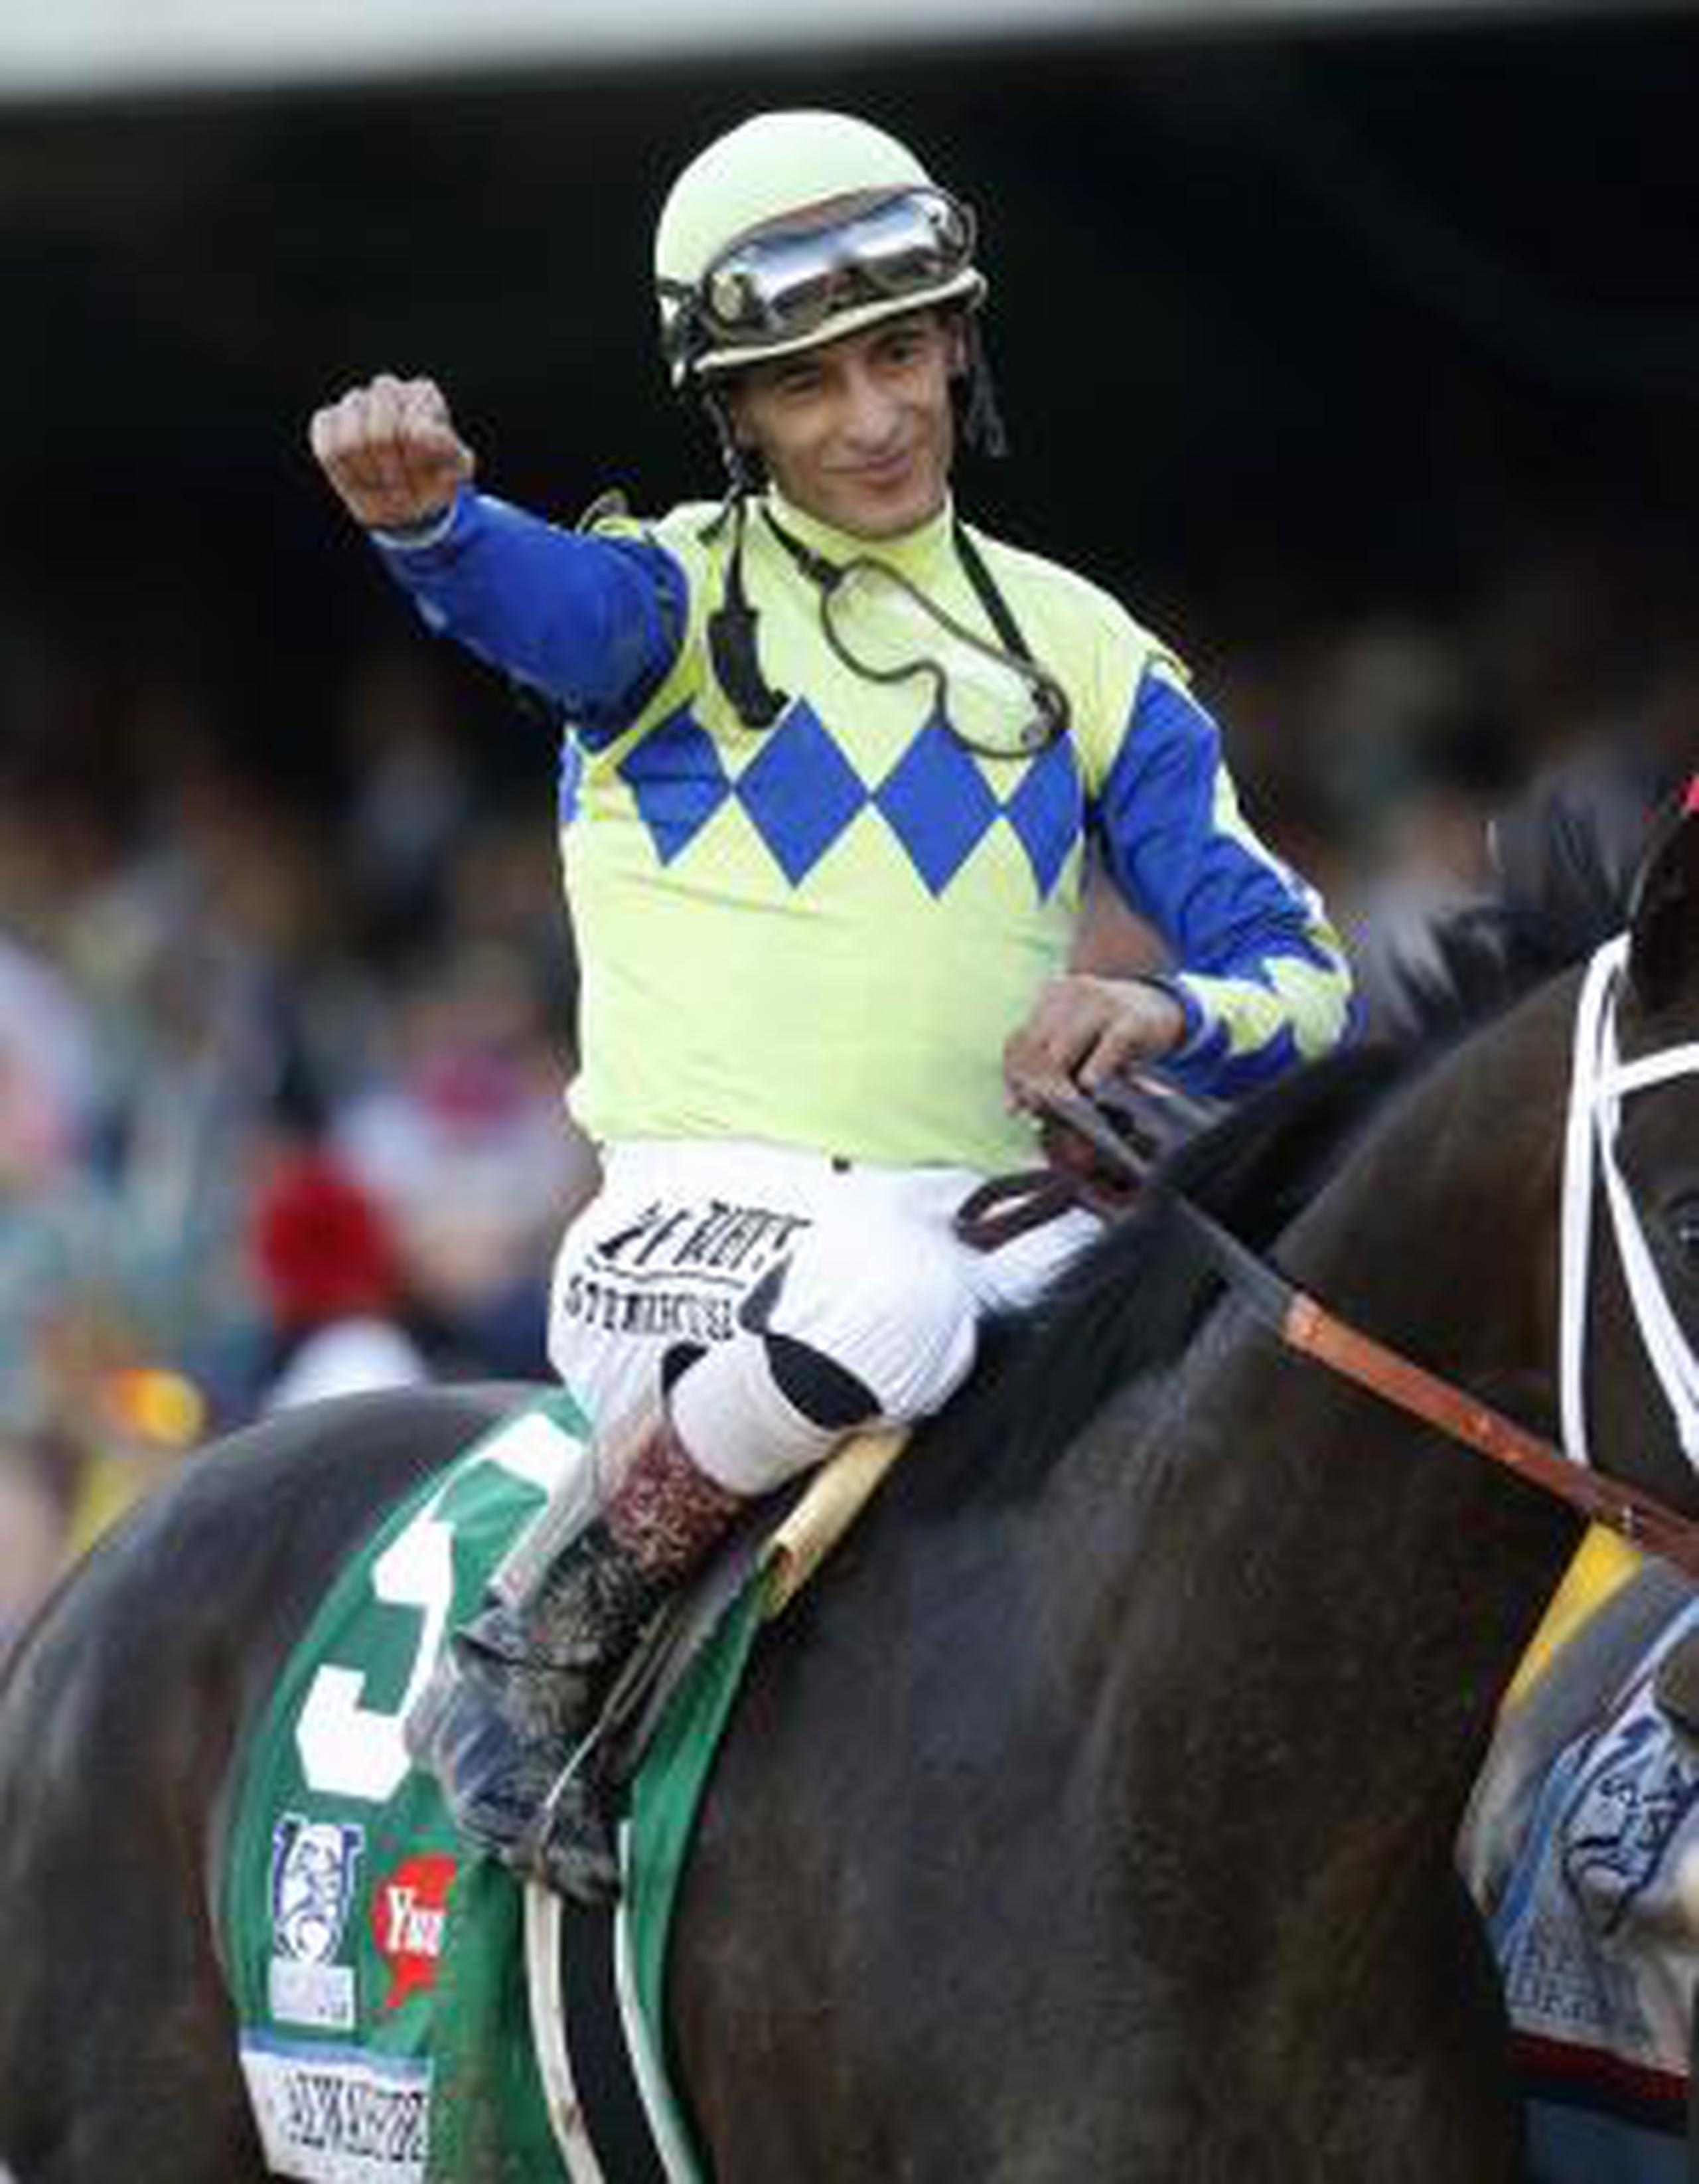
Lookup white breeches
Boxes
[547,1138,1098,1496]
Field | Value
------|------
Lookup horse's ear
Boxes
[1626,779,1699,1014]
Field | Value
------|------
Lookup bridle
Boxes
[1562,933,1699,1472]
[968,937,1699,1578]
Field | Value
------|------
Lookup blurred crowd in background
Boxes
[0,469,1690,1655]
[0,604,602,1648]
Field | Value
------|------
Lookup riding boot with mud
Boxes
[408,1412,742,1902]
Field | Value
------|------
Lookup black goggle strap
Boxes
[947,526,1071,742]
[947,524,1069,738]
[657,276,705,377]
[953,522,1029,664]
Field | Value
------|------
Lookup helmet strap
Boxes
[696,390,787,731]
[958,314,1007,460]
[705,495,788,732]
[702,386,763,495]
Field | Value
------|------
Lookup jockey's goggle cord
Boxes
[770,507,1067,758]
[705,495,1069,755]
[659,187,976,372]
[1561,934,1699,1470]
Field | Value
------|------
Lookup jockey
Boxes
[308,108,1357,1903]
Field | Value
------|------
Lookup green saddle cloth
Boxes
[224,1393,592,2182]
[222,1391,761,2184]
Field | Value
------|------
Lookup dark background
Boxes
[4,3,1697,813]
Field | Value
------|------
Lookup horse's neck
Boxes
[1063,998,1580,1905]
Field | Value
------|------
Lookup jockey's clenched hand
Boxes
[308,374,476,533]
[1003,975,1187,1115]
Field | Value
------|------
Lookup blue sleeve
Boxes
[371,488,688,746]
[1091,668,1357,1095]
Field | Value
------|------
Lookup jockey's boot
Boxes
[410,1412,742,1903]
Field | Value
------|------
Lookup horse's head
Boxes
[1571,787,1699,1502]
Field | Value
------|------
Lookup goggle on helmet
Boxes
[654,110,987,388]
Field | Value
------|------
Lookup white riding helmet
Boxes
[653,110,988,386]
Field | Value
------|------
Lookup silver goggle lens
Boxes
[698,188,976,347]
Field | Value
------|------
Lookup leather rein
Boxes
[956,984,1699,1582]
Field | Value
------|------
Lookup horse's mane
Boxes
[917,907,1569,1513]
[907,1040,1407,1509]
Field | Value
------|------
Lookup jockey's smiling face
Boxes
[725,310,965,541]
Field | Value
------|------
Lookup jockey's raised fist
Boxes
[308,374,476,533]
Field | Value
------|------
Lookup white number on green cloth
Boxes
[293,1411,581,1803]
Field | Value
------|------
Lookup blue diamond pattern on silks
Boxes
[873,710,1002,896]
[617,702,733,865]
[734,700,869,884]
[1002,734,1084,899]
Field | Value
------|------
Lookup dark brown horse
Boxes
[2,804,1696,2182]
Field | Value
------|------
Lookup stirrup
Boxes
[408,1521,667,1857]
[406,1638,577,1858]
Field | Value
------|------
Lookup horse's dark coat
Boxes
[1,814,1696,2183]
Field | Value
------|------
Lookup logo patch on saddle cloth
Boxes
[373,1854,455,2011]
[273,1817,366,1964]
[269,1816,366,2033]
